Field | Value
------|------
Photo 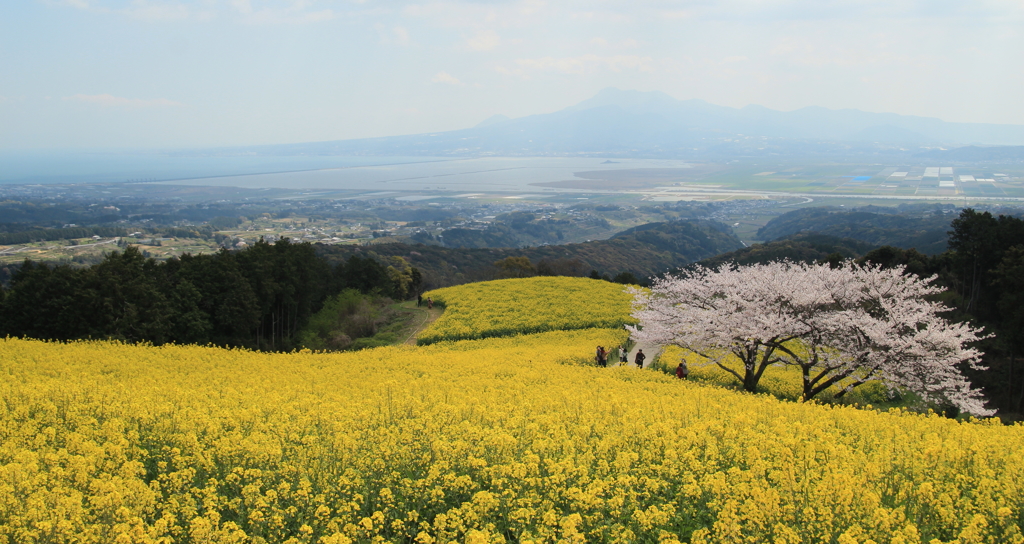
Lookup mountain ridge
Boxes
[236,88,1024,158]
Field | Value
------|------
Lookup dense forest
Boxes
[889,209,1024,416]
[0,239,418,351]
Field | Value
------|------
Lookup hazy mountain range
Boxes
[229,88,1024,160]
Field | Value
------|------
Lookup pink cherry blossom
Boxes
[628,261,993,416]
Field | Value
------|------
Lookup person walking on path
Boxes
[618,345,628,365]
[635,349,646,368]
[676,360,689,379]
[427,297,433,309]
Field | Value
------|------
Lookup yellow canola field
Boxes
[3,332,1024,544]
[418,277,635,345]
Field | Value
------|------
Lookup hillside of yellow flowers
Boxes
[417,277,635,345]
[3,324,1024,543]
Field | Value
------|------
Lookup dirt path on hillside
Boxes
[397,302,444,345]
[624,341,662,369]
[600,340,663,369]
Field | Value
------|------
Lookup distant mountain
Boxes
[845,124,933,144]
[916,145,1024,163]
[240,88,1024,158]
[475,114,511,128]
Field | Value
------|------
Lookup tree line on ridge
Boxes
[0,239,421,352]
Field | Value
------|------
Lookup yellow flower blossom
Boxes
[419,276,635,344]
[0,281,1021,542]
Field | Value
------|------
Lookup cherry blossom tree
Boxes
[628,261,993,416]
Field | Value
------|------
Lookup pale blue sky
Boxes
[2,0,1023,149]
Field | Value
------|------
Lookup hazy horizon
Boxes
[3,0,1023,151]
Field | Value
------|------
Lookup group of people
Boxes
[594,345,645,368]
[594,344,690,380]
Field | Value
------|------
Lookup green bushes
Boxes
[296,289,396,351]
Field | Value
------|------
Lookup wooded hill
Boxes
[410,210,618,248]
[697,233,877,269]
[319,220,744,289]
[757,206,959,254]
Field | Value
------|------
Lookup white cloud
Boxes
[768,35,915,67]
[587,37,639,49]
[569,9,632,23]
[402,0,553,28]
[466,29,500,51]
[49,0,336,23]
[124,1,191,22]
[508,54,655,76]
[431,71,463,85]
[376,24,412,45]
[494,65,528,79]
[236,4,335,24]
[47,0,215,22]
[393,25,411,44]
[230,0,252,15]
[660,10,690,19]
[47,0,1024,28]
[42,0,114,15]
[56,0,91,9]
[63,94,185,108]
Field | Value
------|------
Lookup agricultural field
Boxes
[417,277,635,345]
[2,278,1024,543]
[0,237,223,267]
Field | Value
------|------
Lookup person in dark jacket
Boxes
[635,349,645,368]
